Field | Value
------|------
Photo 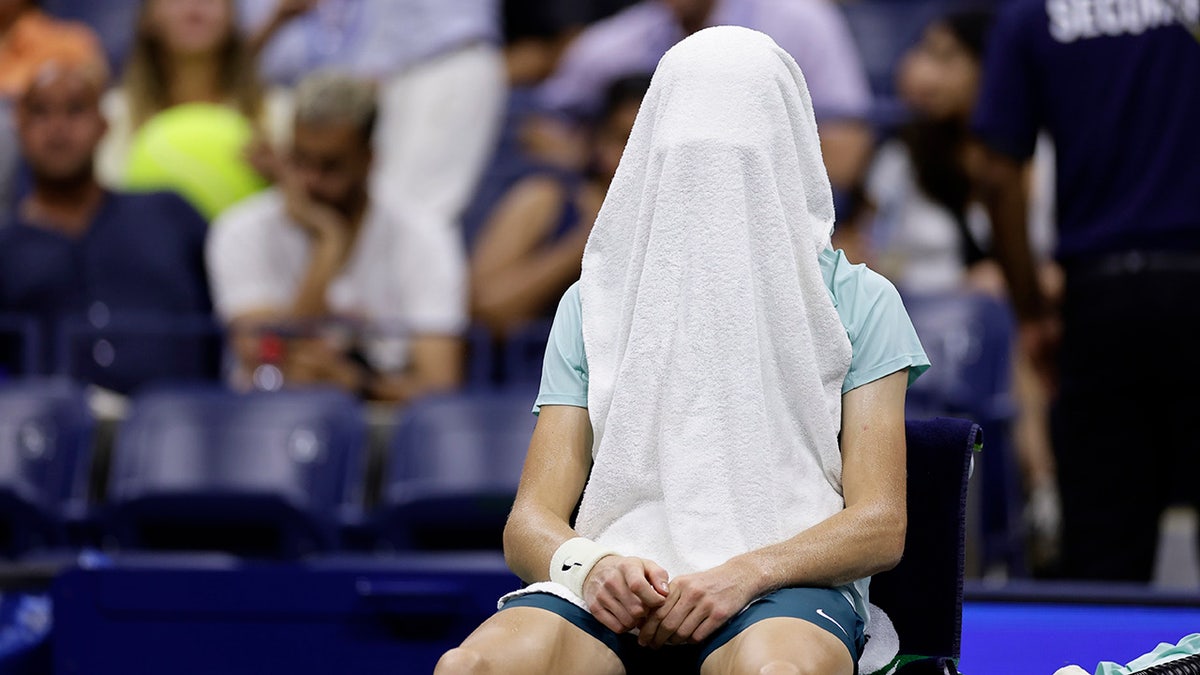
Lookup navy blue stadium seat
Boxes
[0,379,93,557]
[378,389,538,551]
[105,387,367,558]
[464,319,552,389]
[502,319,553,386]
[464,324,499,389]
[0,314,42,380]
[46,418,974,675]
[903,291,1023,575]
[54,312,223,395]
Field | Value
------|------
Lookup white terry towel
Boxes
[502,23,856,626]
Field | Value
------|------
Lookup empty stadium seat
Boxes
[502,319,553,386]
[105,387,367,558]
[0,314,42,381]
[0,379,93,557]
[903,291,1023,575]
[55,312,223,395]
[377,389,538,551]
[0,314,42,380]
[47,417,975,674]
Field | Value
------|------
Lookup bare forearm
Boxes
[731,503,905,597]
[977,155,1044,320]
[369,369,459,404]
[472,238,585,331]
[502,503,581,584]
[289,245,341,318]
[501,406,593,583]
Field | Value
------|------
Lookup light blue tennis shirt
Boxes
[532,248,930,625]
[535,248,930,413]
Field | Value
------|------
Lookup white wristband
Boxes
[549,537,617,599]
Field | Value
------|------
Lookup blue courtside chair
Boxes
[377,389,537,551]
[105,386,367,558]
[0,379,93,557]
[871,417,978,675]
[903,291,1023,575]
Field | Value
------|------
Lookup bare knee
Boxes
[739,658,835,672]
[724,648,849,675]
[435,647,489,675]
[756,661,801,675]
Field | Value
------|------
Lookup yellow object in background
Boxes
[125,103,268,221]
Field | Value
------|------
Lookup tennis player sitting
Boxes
[436,26,930,675]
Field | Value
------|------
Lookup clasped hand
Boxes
[581,556,756,648]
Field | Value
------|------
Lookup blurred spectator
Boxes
[96,0,289,217]
[526,0,874,196]
[0,59,213,393]
[241,0,506,232]
[208,72,467,404]
[501,0,638,85]
[470,74,650,336]
[972,0,1200,582]
[868,7,1063,573]
[868,9,1001,295]
[0,0,103,98]
[0,0,105,214]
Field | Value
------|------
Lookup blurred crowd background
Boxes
[1,0,1197,589]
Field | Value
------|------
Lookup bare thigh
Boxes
[434,607,625,675]
[700,617,854,675]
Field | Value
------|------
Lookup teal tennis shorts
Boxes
[501,586,865,673]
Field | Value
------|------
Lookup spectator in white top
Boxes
[240,0,506,233]
[207,71,467,403]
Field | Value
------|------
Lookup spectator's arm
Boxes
[366,335,463,403]
[206,180,352,381]
[973,146,1044,321]
[276,169,356,319]
[471,176,589,334]
[247,0,317,57]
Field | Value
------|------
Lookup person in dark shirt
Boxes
[972,0,1200,582]
[0,58,213,393]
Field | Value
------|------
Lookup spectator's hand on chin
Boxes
[638,560,757,648]
[582,556,671,635]
[279,165,349,247]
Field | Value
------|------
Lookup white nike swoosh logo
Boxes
[816,608,849,638]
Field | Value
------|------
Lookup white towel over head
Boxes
[502,25,854,616]
[579,24,852,576]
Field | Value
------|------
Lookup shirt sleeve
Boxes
[970,1,1042,161]
[206,197,292,321]
[842,270,931,394]
[532,283,589,414]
